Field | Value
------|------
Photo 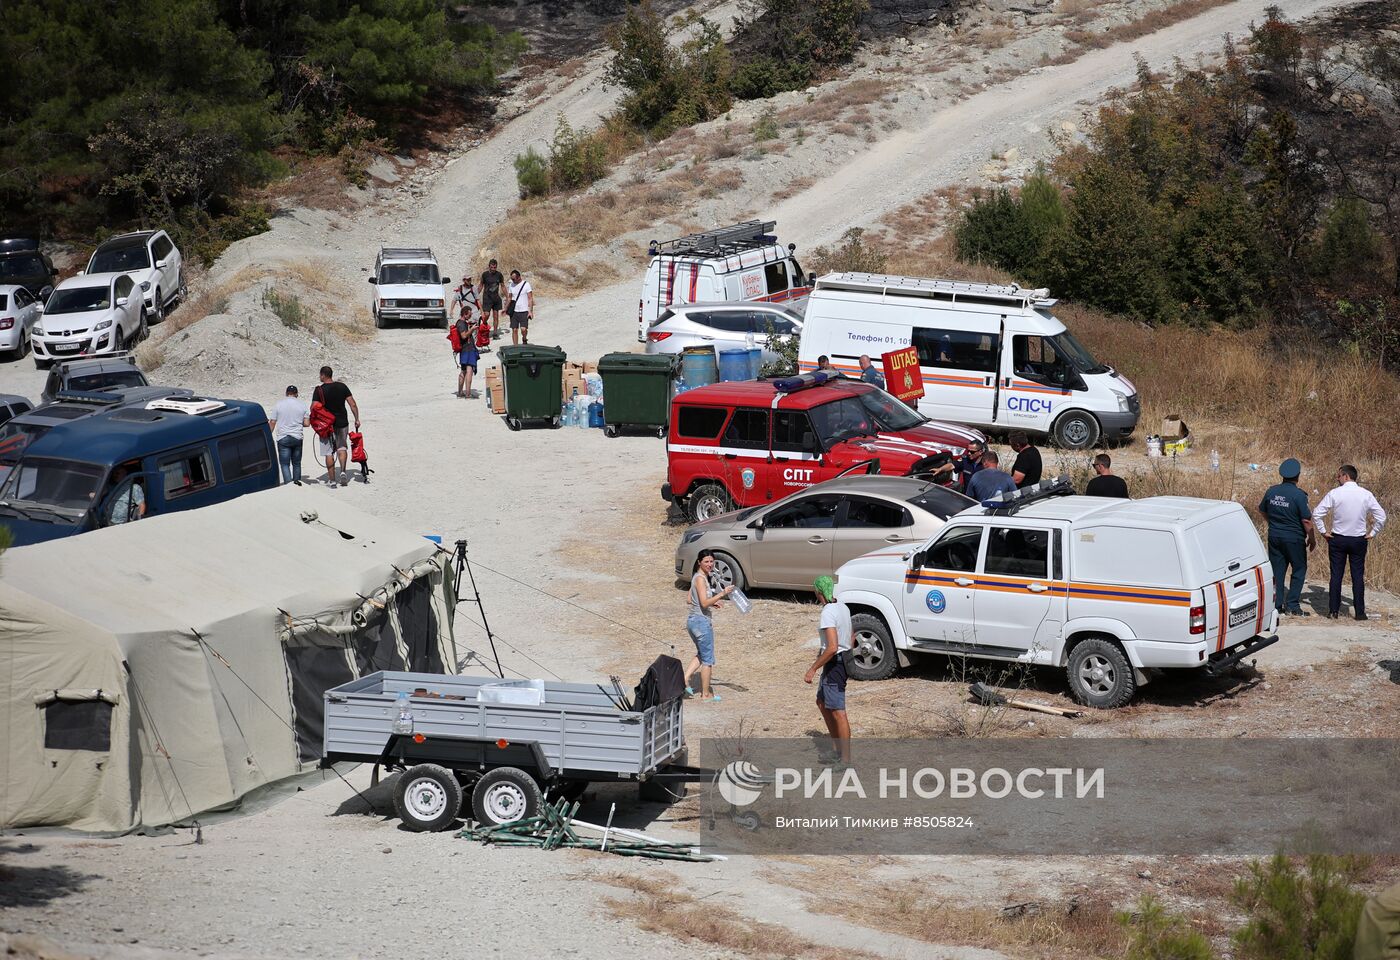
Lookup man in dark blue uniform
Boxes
[1257,458,1316,616]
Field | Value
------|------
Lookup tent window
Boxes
[44,699,113,751]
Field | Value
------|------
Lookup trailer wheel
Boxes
[1066,637,1136,709]
[393,764,463,833]
[472,766,542,827]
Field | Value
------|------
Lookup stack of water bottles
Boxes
[561,374,606,430]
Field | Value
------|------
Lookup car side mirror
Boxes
[441,277,452,284]
[35,302,44,314]
[116,297,128,306]
[911,549,928,569]
[749,517,765,531]
[76,270,85,277]
[367,277,377,284]
[155,259,166,268]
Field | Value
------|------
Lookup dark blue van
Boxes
[0,395,278,546]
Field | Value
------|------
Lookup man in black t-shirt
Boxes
[1085,453,1129,499]
[312,365,360,488]
[1009,430,1042,488]
[478,258,505,339]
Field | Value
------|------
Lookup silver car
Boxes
[643,301,803,366]
[0,285,42,360]
[674,475,975,592]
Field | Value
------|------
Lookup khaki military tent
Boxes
[0,484,456,833]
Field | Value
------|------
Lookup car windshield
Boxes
[809,397,877,445]
[46,286,111,314]
[0,255,44,277]
[907,484,976,520]
[854,386,928,431]
[89,245,150,273]
[0,457,104,513]
[69,370,146,392]
[380,263,439,285]
[1049,331,1108,374]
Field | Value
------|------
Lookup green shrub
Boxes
[728,0,868,100]
[758,320,800,377]
[730,56,810,100]
[807,227,888,275]
[1312,198,1382,286]
[954,172,1064,280]
[514,147,550,199]
[548,115,608,191]
[605,2,730,135]
[1168,181,1272,326]
[1119,896,1218,960]
[751,107,779,141]
[262,287,306,329]
[1230,854,1368,960]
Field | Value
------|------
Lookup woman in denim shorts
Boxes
[683,550,733,702]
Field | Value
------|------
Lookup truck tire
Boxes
[848,613,899,681]
[1052,410,1100,450]
[374,309,388,329]
[393,763,463,833]
[707,551,747,593]
[686,483,732,523]
[471,766,543,827]
[1066,638,1136,709]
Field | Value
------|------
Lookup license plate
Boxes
[50,342,79,353]
[1228,603,1256,628]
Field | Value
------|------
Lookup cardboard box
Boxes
[488,384,505,411]
[582,361,598,373]
[485,366,502,385]
[1160,415,1189,440]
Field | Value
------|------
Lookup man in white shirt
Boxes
[268,385,310,484]
[505,269,533,346]
[1312,464,1387,620]
[804,575,853,765]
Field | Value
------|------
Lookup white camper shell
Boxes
[833,482,1278,708]
[638,221,809,342]
[797,274,1140,448]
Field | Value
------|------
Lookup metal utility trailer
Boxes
[322,671,704,832]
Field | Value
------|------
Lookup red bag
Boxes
[308,400,336,439]
[447,324,463,352]
[349,431,367,464]
[475,319,490,349]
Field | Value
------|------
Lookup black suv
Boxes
[40,356,150,404]
[0,236,58,301]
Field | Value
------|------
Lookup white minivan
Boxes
[798,273,1139,448]
[638,220,808,341]
[834,480,1279,707]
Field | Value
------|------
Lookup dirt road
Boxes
[1,1,1387,958]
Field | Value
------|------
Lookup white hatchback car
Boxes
[85,230,184,324]
[0,284,43,360]
[32,273,147,369]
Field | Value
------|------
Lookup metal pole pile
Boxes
[457,797,721,862]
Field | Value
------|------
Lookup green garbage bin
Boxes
[498,344,566,430]
[598,352,678,438]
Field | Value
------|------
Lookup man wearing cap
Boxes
[804,576,853,765]
[1257,458,1316,617]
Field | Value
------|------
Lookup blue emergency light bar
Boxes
[773,371,843,393]
[981,476,1077,513]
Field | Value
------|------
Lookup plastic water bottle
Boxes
[1209,449,1220,472]
[391,691,413,735]
[561,398,570,425]
[674,374,686,396]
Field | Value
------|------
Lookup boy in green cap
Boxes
[805,575,853,764]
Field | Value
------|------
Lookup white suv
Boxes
[368,247,452,328]
[32,273,147,368]
[85,230,184,324]
[833,480,1278,707]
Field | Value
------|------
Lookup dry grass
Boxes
[596,873,879,960]
[772,175,816,202]
[779,79,894,127]
[794,869,1132,960]
[1048,0,1236,64]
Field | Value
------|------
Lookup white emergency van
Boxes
[798,274,1140,448]
[638,220,809,342]
[833,480,1279,707]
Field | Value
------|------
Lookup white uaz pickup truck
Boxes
[833,480,1279,707]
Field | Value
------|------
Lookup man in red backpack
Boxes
[447,311,482,399]
[311,366,359,488]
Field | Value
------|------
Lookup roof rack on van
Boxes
[649,221,781,259]
[51,390,126,406]
[980,476,1076,513]
[145,397,227,416]
[816,273,1057,309]
[380,247,434,261]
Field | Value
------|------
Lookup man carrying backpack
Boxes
[447,312,481,399]
[311,366,359,488]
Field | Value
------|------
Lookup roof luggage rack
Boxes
[980,476,1076,513]
[379,247,435,260]
[815,273,1057,308]
[649,221,781,259]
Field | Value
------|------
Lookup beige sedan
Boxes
[674,475,975,592]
